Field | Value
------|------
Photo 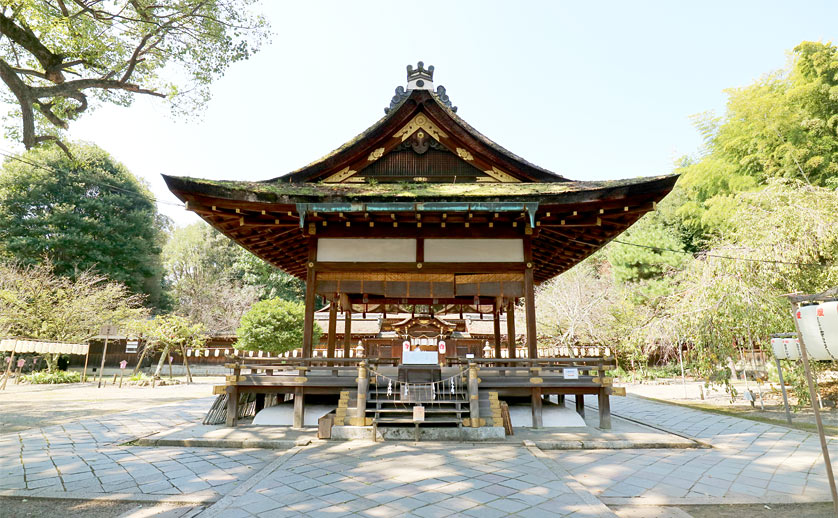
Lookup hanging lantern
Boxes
[438,340,446,354]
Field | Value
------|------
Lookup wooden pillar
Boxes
[531,387,543,428]
[598,390,611,429]
[327,300,337,358]
[343,310,352,358]
[575,394,585,419]
[97,335,110,388]
[293,386,305,428]
[524,266,537,359]
[302,238,318,359]
[493,300,502,359]
[225,385,238,427]
[506,300,517,359]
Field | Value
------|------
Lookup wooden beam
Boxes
[314,262,525,274]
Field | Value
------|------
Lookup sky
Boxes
[6,1,837,227]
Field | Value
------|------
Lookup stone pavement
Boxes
[0,397,279,503]
[199,442,616,518]
[2,392,837,517]
[553,395,837,505]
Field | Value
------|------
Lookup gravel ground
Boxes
[0,497,139,518]
[0,377,223,434]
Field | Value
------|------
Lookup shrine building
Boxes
[164,63,677,432]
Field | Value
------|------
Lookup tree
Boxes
[0,0,269,153]
[0,143,168,307]
[0,261,146,371]
[163,223,258,334]
[163,222,305,333]
[236,298,317,354]
[131,314,206,380]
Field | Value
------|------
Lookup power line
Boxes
[0,148,185,208]
[611,239,828,268]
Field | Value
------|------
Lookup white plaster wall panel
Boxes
[317,238,416,262]
[424,239,523,262]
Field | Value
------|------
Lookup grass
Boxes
[20,370,81,384]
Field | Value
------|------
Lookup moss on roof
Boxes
[168,174,679,204]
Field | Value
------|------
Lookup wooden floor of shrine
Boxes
[218,357,619,431]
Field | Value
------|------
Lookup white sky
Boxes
[5,1,836,227]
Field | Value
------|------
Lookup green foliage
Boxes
[0,144,168,308]
[21,370,81,384]
[163,223,258,333]
[162,222,304,333]
[130,314,207,353]
[236,298,318,354]
[0,0,270,151]
[0,261,146,343]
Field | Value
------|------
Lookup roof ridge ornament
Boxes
[385,61,457,114]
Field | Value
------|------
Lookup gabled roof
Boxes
[277,89,567,184]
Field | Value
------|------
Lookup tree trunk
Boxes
[45,353,59,373]
[132,343,149,376]
[181,344,192,384]
[153,344,170,378]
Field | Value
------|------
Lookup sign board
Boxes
[99,324,120,337]
[465,353,475,359]
[126,340,139,354]
[563,368,579,380]
[413,406,425,422]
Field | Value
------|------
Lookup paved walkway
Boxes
[200,442,614,518]
[554,396,836,505]
[0,398,278,502]
[1,393,836,517]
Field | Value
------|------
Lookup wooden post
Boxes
[775,356,792,424]
[531,387,543,428]
[293,387,305,428]
[302,240,317,359]
[355,361,368,425]
[493,300,502,360]
[97,335,109,389]
[343,309,352,358]
[598,389,611,429]
[506,300,517,359]
[575,394,585,419]
[327,300,337,358]
[168,354,173,380]
[791,302,838,515]
[1,345,17,390]
[524,265,537,359]
[225,384,238,427]
[81,346,90,383]
[468,362,480,427]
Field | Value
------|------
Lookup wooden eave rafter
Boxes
[276,90,567,184]
[167,177,674,284]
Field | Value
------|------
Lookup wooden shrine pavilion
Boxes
[165,62,677,431]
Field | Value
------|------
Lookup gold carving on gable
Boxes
[483,166,521,183]
[456,148,474,161]
[323,166,357,183]
[393,114,448,142]
[367,147,385,162]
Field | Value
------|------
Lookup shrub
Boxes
[236,298,318,354]
[21,370,81,384]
